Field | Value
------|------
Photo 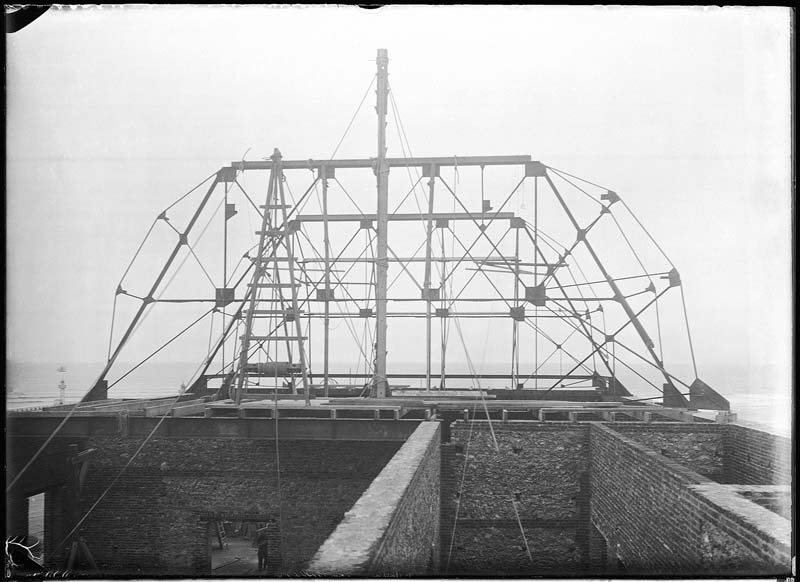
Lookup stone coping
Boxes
[307,421,441,575]
[689,483,792,552]
[596,424,792,554]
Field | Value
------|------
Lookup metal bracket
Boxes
[689,378,730,411]
[663,382,690,408]
[422,164,440,178]
[524,161,546,177]
[225,203,237,220]
[421,288,441,301]
[215,288,235,308]
[217,166,237,183]
[525,284,547,306]
[316,288,335,301]
[318,165,336,180]
[665,268,681,287]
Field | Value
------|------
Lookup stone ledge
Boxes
[307,421,441,575]
[689,483,792,553]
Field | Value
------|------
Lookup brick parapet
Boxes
[723,423,791,485]
[590,423,791,575]
[607,422,725,479]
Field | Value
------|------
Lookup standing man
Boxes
[255,524,270,572]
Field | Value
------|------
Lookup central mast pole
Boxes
[374,48,390,398]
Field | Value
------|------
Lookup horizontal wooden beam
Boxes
[7,415,421,441]
[295,212,515,223]
[144,397,207,418]
[299,256,519,263]
[230,155,532,171]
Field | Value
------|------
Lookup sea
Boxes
[6,359,792,436]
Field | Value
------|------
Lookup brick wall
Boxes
[370,423,441,574]
[441,422,590,574]
[608,423,725,480]
[7,494,29,537]
[723,424,792,485]
[590,423,791,575]
[308,422,441,576]
[26,418,793,576]
[43,436,399,575]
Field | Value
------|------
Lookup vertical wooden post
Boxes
[322,169,331,397]
[423,165,436,390]
[374,48,390,398]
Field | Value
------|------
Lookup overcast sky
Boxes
[6,6,792,398]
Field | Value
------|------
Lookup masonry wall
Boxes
[370,423,441,574]
[308,422,441,576]
[7,436,86,553]
[6,494,29,538]
[25,418,793,576]
[590,423,791,575]
[579,421,791,486]
[43,437,400,575]
[608,423,725,480]
[723,424,792,485]
[441,422,591,574]
[42,488,64,566]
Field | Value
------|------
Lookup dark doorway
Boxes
[208,519,279,576]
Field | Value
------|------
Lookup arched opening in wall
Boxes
[207,518,279,576]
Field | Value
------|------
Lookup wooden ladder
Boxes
[233,149,310,403]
